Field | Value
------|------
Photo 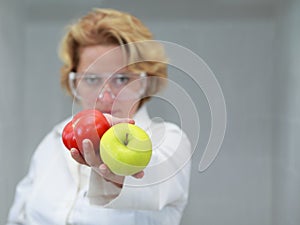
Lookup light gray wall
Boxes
[0,1,26,224]
[1,0,298,225]
[272,0,300,224]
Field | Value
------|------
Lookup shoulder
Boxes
[31,117,71,161]
[150,120,189,140]
[52,116,72,136]
[149,120,191,154]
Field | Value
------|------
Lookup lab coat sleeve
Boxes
[6,130,58,225]
[87,123,192,215]
[6,150,38,225]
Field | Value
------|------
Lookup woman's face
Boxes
[75,45,144,118]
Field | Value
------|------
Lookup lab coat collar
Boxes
[131,104,151,130]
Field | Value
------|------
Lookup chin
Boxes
[111,111,129,118]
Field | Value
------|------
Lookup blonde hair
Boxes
[59,8,167,107]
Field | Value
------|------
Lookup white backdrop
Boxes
[0,0,299,225]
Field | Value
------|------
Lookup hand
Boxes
[70,115,144,187]
[71,139,144,187]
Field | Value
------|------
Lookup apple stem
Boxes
[124,133,129,146]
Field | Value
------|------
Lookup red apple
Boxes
[62,109,110,154]
[62,121,78,150]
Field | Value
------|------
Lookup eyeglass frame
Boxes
[68,71,147,101]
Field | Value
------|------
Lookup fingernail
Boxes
[83,139,89,148]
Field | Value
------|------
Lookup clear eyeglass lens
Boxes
[69,72,147,100]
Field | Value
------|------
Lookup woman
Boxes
[7,8,191,225]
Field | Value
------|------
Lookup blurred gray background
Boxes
[0,0,299,224]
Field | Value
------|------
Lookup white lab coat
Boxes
[7,105,191,225]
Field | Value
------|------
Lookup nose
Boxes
[98,85,115,102]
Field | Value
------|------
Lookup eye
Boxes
[112,74,130,87]
[83,74,103,86]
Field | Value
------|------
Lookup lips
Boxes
[102,110,112,114]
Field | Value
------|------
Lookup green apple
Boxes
[100,123,152,176]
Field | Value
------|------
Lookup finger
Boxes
[82,139,101,167]
[104,114,135,126]
[110,116,135,125]
[98,164,124,186]
[132,170,144,179]
[70,148,87,165]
